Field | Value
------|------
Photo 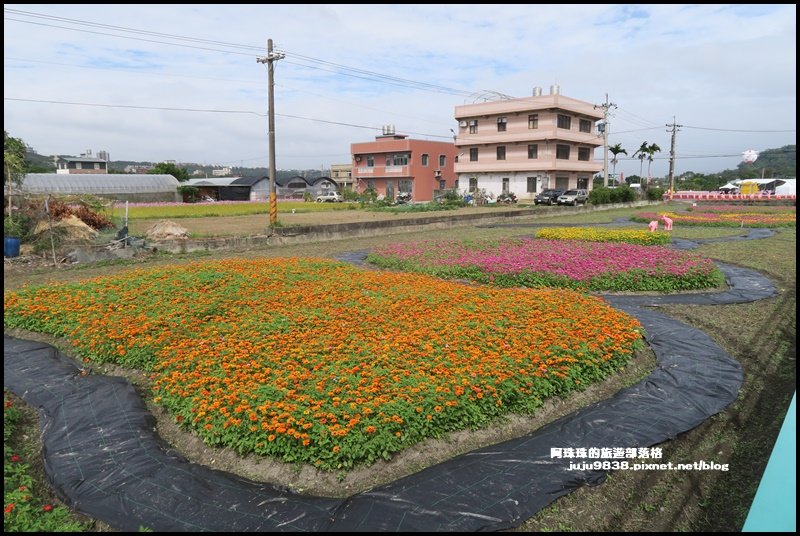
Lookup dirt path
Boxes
[128,205,533,237]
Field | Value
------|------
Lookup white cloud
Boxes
[4,3,796,175]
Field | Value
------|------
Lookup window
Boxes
[502,177,510,194]
[496,146,506,160]
[526,176,538,193]
[578,147,591,161]
[556,144,571,159]
[528,114,538,129]
[367,180,375,190]
[469,177,478,192]
[579,119,592,133]
[557,114,572,129]
[555,176,569,190]
[439,155,446,167]
[367,155,374,167]
[399,179,413,193]
[454,179,459,189]
[496,117,507,132]
[421,154,429,166]
[389,153,409,166]
[469,147,479,162]
[577,176,590,189]
[469,119,478,134]
[527,144,538,159]
[439,179,446,190]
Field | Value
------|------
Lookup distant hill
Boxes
[23,147,56,173]
[737,145,795,178]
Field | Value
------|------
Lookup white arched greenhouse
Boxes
[19,174,181,203]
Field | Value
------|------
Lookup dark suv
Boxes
[534,189,564,205]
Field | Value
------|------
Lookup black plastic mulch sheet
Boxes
[3,253,777,531]
[671,228,775,250]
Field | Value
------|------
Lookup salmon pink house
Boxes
[454,86,603,202]
[351,126,457,202]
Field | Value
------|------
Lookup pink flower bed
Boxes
[371,238,717,281]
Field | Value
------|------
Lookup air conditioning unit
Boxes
[458,120,468,128]
[434,169,442,176]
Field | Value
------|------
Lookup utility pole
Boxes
[257,39,285,227]
[666,117,682,199]
[595,94,617,187]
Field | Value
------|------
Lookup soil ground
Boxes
[4,206,796,532]
[128,204,530,237]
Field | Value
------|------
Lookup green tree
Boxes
[149,162,190,182]
[609,143,628,185]
[645,143,662,180]
[632,141,649,181]
[4,131,26,190]
[5,131,27,230]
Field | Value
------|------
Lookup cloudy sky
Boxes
[3,4,796,177]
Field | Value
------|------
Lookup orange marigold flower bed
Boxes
[4,258,644,469]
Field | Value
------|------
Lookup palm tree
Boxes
[645,143,661,181]
[609,143,627,185]
[632,141,649,180]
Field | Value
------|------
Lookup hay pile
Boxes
[145,220,189,240]
[33,215,98,242]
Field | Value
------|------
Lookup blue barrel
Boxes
[4,237,20,258]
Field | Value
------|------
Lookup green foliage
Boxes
[358,187,378,205]
[588,187,612,205]
[4,390,88,532]
[149,162,190,182]
[303,191,313,203]
[366,203,462,214]
[610,185,636,203]
[587,269,726,292]
[341,188,360,202]
[4,215,24,237]
[4,131,27,189]
[646,187,665,201]
[177,185,200,203]
[75,194,110,213]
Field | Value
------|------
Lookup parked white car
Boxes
[557,189,589,206]
[315,191,342,203]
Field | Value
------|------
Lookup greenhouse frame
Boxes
[18,174,181,203]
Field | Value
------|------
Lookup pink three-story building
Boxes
[454,86,603,202]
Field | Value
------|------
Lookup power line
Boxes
[3,17,257,57]
[682,125,796,133]
[4,56,264,85]
[276,48,473,97]
[614,107,661,128]
[5,8,475,97]
[4,8,263,51]
[5,97,266,116]
[4,97,453,138]
[610,126,664,135]
[276,83,449,126]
